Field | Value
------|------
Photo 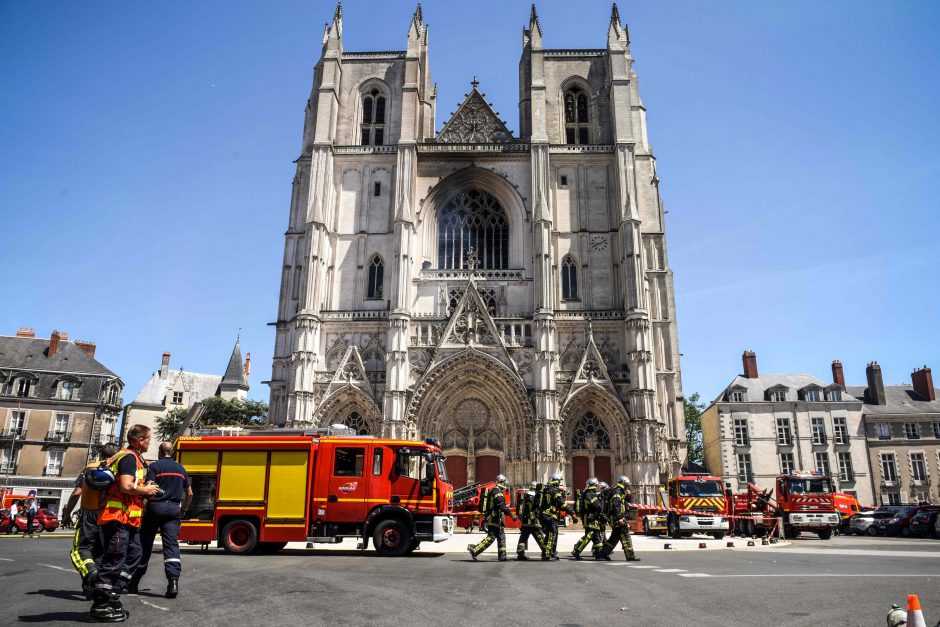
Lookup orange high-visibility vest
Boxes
[98,449,146,528]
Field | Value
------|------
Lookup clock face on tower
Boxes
[591,235,608,252]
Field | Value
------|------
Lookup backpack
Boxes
[573,489,584,517]
[533,483,547,513]
[477,485,492,515]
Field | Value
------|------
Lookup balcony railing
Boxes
[1,429,25,439]
[44,431,71,443]
[0,464,17,475]
[42,467,62,477]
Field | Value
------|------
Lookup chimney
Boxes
[160,352,171,379]
[59,331,69,341]
[912,366,935,401]
[74,340,97,359]
[742,350,758,379]
[831,360,845,389]
[865,361,887,405]
[244,352,251,378]
[48,330,61,357]
[15,327,35,338]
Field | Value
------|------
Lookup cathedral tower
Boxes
[268,4,684,502]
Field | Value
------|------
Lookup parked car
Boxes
[935,511,940,539]
[867,506,907,536]
[0,509,44,534]
[32,509,59,532]
[873,505,926,537]
[908,506,940,538]
[848,510,877,535]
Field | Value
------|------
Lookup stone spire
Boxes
[528,4,542,48]
[219,338,249,400]
[608,2,629,48]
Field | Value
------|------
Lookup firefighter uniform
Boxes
[129,454,191,598]
[539,474,575,561]
[597,476,639,561]
[65,459,110,598]
[468,477,515,561]
[515,483,545,561]
[571,481,604,560]
[91,445,150,622]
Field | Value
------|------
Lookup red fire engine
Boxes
[643,472,729,539]
[175,431,454,556]
[731,472,840,539]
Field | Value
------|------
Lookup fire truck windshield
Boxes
[678,480,724,497]
[787,478,834,494]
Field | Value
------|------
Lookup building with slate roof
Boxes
[0,327,123,512]
[266,4,685,501]
[701,351,874,506]
[847,363,940,506]
[122,340,250,460]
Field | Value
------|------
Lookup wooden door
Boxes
[445,455,468,489]
[595,456,612,485]
[474,455,500,484]
[572,456,589,490]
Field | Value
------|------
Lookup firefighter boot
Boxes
[516,551,528,561]
[570,550,582,560]
[595,544,613,561]
[166,580,179,599]
[498,550,508,562]
[108,594,130,620]
[467,544,478,561]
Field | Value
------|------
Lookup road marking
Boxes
[654,569,687,573]
[0,558,13,562]
[38,563,71,572]
[776,547,940,559]
[139,599,169,611]
[626,565,659,569]
[678,573,713,577]
[707,574,940,578]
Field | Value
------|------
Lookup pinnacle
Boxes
[529,4,541,31]
[611,3,621,26]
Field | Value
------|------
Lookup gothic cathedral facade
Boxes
[268,5,684,503]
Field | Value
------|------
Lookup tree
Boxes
[155,408,189,441]
[154,397,269,441]
[684,392,706,466]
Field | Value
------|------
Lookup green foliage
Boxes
[156,408,189,441]
[684,392,706,466]
[154,397,268,441]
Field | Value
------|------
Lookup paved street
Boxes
[1,532,938,625]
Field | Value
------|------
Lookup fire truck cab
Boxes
[776,472,840,539]
[176,430,454,556]
[646,473,729,539]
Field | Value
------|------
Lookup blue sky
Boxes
[1,1,938,407]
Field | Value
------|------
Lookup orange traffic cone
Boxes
[907,594,927,627]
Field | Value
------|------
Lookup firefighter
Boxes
[62,442,120,600]
[570,478,604,560]
[515,480,545,561]
[128,441,193,599]
[90,425,161,622]
[467,475,516,561]
[595,481,610,556]
[596,475,640,561]
[539,472,577,561]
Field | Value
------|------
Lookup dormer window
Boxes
[767,387,788,402]
[801,386,822,402]
[825,387,842,401]
[59,380,78,401]
[727,388,745,403]
[564,86,590,145]
[16,378,32,398]
[361,89,386,146]
[172,391,184,405]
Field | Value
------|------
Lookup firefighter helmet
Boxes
[84,466,117,490]
[598,482,609,490]
[617,475,631,487]
[530,481,538,489]
[548,471,563,485]
[586,477,599,488]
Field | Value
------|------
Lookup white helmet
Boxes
[617,475,631,486]
[495,474,508,485]
[586,477,599,488]
[549,471,563,485]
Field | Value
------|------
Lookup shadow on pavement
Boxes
[18,611,89,623]
[25,589,84,602]
[180,548,446,558]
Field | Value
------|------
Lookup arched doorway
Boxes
[439,398,503,488]
[568,411,614,488]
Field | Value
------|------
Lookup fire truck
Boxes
[175,430,454,556]
[451,482,523,531]
[643,472,729,539]
[731,472,840,539]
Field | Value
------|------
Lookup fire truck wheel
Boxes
[817,528,832,540]
[373,519,412,557]
[784,526,798,539]
[667,516,682,540]
[221,519,259,554]
[711,532,725,540]
[642,519,650,536]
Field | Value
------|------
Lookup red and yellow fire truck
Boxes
[175,431,454,556]
[731,472,840,539]
[642,472,729,539]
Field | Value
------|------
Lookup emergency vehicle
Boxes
[731,472,840,539]
[643,472,729,539]
[452,481,522,530]
[175,430,455,556]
